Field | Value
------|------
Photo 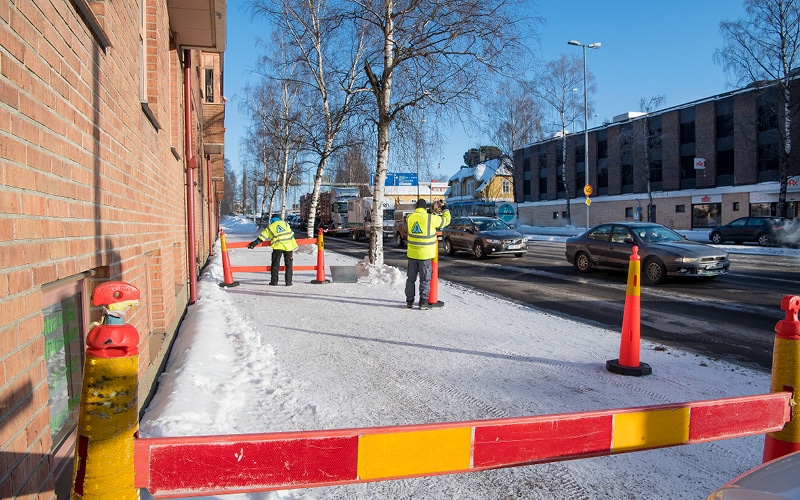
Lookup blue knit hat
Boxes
[270,217,280,224]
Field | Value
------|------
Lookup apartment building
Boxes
[513,80,800,230]
[0,1,226,497]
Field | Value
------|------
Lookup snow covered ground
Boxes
[139,216,799,500]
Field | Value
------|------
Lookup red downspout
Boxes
[206,154,214,256]
[184,49,198,305]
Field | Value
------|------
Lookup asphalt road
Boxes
[324,236,800,372]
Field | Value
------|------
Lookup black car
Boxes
[708,216,792,246]
[441,216,527,259]
[565,222,730,285]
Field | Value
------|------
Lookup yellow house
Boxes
[446,157,515,203]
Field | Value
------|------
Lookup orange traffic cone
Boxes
[428,233,443,307]
[311,228,330,284]
[218,230,240,288]
[607,246,651,376]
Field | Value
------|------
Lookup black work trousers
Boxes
[270,249,293,285]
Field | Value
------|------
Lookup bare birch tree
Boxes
[715,0,800,218]
[249,0,367,236]
[484,80,545,160]
[535,54,594,226]
[639,95,665,222]
[351,0,534,266]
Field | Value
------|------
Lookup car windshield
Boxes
[473,219,511,231]
[634,225,684,244]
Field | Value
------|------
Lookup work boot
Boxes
[406,301,414,309]
[419,301,432,310]
[269,282,278,286]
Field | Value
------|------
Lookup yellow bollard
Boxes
[71,282,141,499]
[763,295,800,463]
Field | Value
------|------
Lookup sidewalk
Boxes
[139,216,775,499]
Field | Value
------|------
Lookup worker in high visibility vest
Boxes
[405,199,451,310]
[248,216,298,286]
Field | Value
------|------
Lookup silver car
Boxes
[565,222,730,285]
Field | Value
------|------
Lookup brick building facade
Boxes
[0,1,226,497]
[514,81,800,230]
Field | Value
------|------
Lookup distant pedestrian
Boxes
[405,199,451,310]
[247,216,298,286]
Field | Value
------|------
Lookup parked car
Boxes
[565,222,730,285]
[708,216,792,246]
[441,216,527,259]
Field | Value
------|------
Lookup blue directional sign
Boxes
[370,172,418,187]
[497,203,515,223]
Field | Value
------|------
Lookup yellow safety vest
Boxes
[258,220,298,252]
[406,208,450,260]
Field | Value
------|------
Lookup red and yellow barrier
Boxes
[71,282,141,499]
[134,393,790,497]
[221,231,329,283]
[763,295,800,462]
[607,246,651,376]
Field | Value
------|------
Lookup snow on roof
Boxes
[448,157,513,184]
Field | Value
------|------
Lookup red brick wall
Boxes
[0,1,222,497]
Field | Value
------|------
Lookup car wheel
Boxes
[574,252,592,273]
[710,232,723,244]
[443,238,456,256]
[514,253,524,258]
[643,258,667,285]
[473,242,487,259]
[757,232,770,246]
[395,232,405,248]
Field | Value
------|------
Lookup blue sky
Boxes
[223,1,746,185]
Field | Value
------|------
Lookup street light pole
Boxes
[568,39,600,229]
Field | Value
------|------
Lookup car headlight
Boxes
[486,238,501,244]
[675,256,700,264]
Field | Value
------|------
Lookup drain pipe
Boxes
[184,49,198,305]
[206,153,214,256]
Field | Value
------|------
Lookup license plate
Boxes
[507,244,521,250]
[707,263,723,270]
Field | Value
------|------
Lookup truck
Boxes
[347,197,395,240]
[392,203,417,247]
[299,187,360,236]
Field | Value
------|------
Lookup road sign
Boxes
[497,204,515,223]
[583,185,593,197]
[585,197,592,207]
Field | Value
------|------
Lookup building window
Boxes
[204,68,215,103]
[733,202,740,211]
[562,211,568,219]
[715,98,734,138]
[648,159,663,184]
[692,203,722,228]
[680,155,696,188]
[680,107,695,145]
[538,160,547,196]
[502,179,511,195]
[625,207,633,218]
[676,204,686,213]
[553,211,559,219]
[42,279,87,471]
[757,88,779,132]
[139,1,146,101]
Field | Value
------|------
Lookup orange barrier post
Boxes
[763,295,800,462]
[71,282,141,499]
[218,230,240,288]
[429,232,443,307]
[311,228,330,284]
[607,246,651,376]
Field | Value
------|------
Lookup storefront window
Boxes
[692,203,722,228]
